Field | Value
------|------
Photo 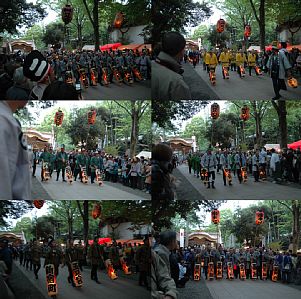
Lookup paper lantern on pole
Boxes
[255,211,264,225]
[54,110,64,126]
[244,25,251,38]
[62,4,73,25]
[92,203,102,219]
[114,12,124,28]
[87,109,97,125]
[240,105,250,121]
[33,200,45,209]
[216,18,226,33]
[211,209,220,224]
[211,103,220,119]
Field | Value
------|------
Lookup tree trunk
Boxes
[292,200,300,254]
[272,100,288,148]
[252,102,262,148]
[93,0,99,51]
[130,104,139,158]
[77,200,89,254]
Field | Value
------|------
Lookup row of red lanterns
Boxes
[54,109,97,126]
[216,18,251,38]
[210,103,250,121]
[211,209,264,225]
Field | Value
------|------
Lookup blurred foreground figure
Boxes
[0,101,31,199]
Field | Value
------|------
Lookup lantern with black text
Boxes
[114,12,124,28]
[251,262,257,279]
[33,200,45,209]
[194,264,201,280]
[107,264,118,280]
[216,261,223,279]
[272,265,278,282]
[62,4,73,25]
[227,262,234,279]
[255,211,264,225]
[211,209,220,224]
[87,109,97,125]
[91,203,102,219]
[211,103,220,119]
[244,25,251,38]
[240,105,250,121]
[71,261,83,287]
[216,18,226,33]
[54,110,64,126]
[208,262,215,279]
[239,263,246,279]
[262,262,267,280]
[121,259,131,275]
[45,264,58,296]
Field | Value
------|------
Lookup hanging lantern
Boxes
[33,200,45,209]
[54,110,64,126]
[211,103,220,119]
[255,211,264,225]
[87,109,97,125]
[287,77,298,88]
[114,12,124,29]
[244,25,251,38]
[240,105,250,121]
[211,209,220,224]
[91,203,102,219]
[216,18,226,33]
[62,4,73,25]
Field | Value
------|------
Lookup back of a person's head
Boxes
[159,231,176,247]
[152,143,173,162]
[162,31,186,56]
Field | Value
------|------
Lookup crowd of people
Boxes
[182,146,301,188]
[30,145,151,193]
[0,47,151,101]
[151,230,301,299]
[0,236,150,295]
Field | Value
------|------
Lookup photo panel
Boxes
[0,100,151,201]
[0,199,151,299]
[151,1,300,101]
[152,99,301,201]
[151,199,301,299]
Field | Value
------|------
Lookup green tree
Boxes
[12,217,34,241]
[0,0,46,34]
[22,24,45,50]
[42,22,65,49]
[151,0,212,47]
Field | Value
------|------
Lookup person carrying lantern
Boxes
[219,48,230,79]
[247,49,258,76]
[39,146,52,182]
[201,147,217,189]
[87,236,103,284]
[236,49,247,78]
[56,144,68,182]
[44,239,63,277]
[205,49,218,73]
[64,240,78,288]
[234,149,246,184]
[220,149,232,186]
[90,152,100,184]
[74,149,88,182]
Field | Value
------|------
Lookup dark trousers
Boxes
[253,171,259,182]
[237,168,242,183]
[91,264,98,281]
[32,163,37,176]
[272,77,286,97]
[74,168,82,181]
[56,168,65,181]
[130,176,138,189]
[91,172,96,183]
[33,263,41,277]
[188,164,192,174]
[203,266,208,279]
[139,270,148,287]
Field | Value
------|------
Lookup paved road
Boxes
[31,165,150,200]
[81,80,151,100]
[14,261,149,299]
[183,62,301,100]
[173,164,301,200]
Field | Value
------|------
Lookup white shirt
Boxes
[178,263,187,279]
[0,101,31,199]
[270,153,280,171]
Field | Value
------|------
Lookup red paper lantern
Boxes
[62,4,73,25]
[217,19,226,33]
[240,105,250,121]
[211,103,220,119]
[87,109,97,125]
[54,110,64,126]
[114,12,124,28]
[244,25,251,38]
[255,211,264,225]
[211,209,220,224]
[92,203,102,219]
[33,200,45,209]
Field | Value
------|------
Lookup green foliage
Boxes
[42,22,65,49]
[103,145,120,156]
[0,201,33,227]
[11,217,34,241]
[0,0,46,34]
[171,211,204,232]
[21,24,45,50]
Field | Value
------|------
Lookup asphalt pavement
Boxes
[183,62,301,100]
[173,163,301,200]
[81,80,151,100]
